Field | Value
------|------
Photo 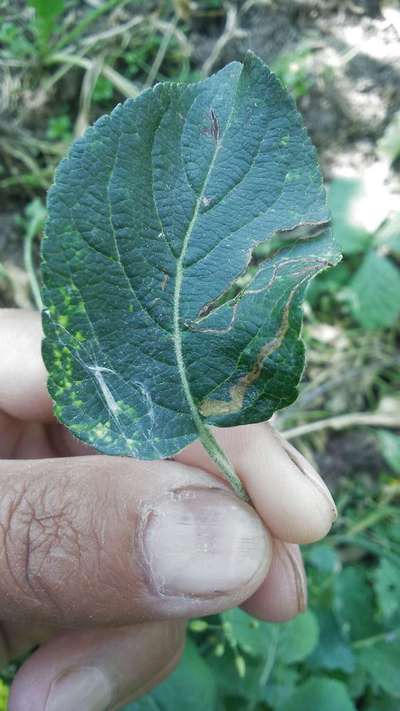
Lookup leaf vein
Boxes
[106,124,172,336]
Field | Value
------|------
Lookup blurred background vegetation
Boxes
[0,0,400,709]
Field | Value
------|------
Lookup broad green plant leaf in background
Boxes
[264,667,301,708]
[197,608,319,707]
[333,566,377,642]
[328,173,392,255]
[125,640,217,711]
[277,610,319,664]
[307,611,355,674]
[366,699,400,711]
[357,640,400,699]
[374,213,400,258]
[279,678,356,711]
[373,557,400,624]
[305,543,339,573]
[341,251,400,330]
[223,607,318,665]
[328,178,372,255]
[41,52,339,492]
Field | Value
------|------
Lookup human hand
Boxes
[0,309,336,710]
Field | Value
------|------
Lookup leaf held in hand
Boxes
[41,52,340,461]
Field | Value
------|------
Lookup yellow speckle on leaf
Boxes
[93,422,111,439]
[59,314,69,328]
[60,288,72,306]
[116,400,137,417]
[74,331,86,342]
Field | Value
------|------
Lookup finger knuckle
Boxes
[0,473,81,608]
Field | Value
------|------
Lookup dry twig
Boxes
[201,3,247,76]
[282,413,400,440]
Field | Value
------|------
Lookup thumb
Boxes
[0,455,271,625]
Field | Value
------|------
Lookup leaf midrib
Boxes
[172,73,242,431]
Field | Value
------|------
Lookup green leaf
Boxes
[125,640,217,710]
[264,667,300,708]
[333,566,377,642]
[306,261,351,307]
[347,664,368,699]
[308,611,355,673]
[341,251,400,330]
[277,610,319,664]
[220,608,318,704]
[41,52,339,463]
[377,430,400,474]
[222,608,318,664]
[365,698,400,711]
[306,543,339,573]
[374,214,400,258]
[328,178,372,255]
[328,173,392,255]
[278,678,356,711]
[373,558,400,624]
[357,640,400,698]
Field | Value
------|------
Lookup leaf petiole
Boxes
[195,422,249,502]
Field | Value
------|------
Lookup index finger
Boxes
[0,309,54,422]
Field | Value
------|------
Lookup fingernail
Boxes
[45,666,112,711]
[141,487,269,597]
[278,542,307,614]
[281,436,337,521]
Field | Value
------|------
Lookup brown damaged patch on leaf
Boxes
[199,273,315,417]
[201,109,221,143]
[188,220,332,331]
